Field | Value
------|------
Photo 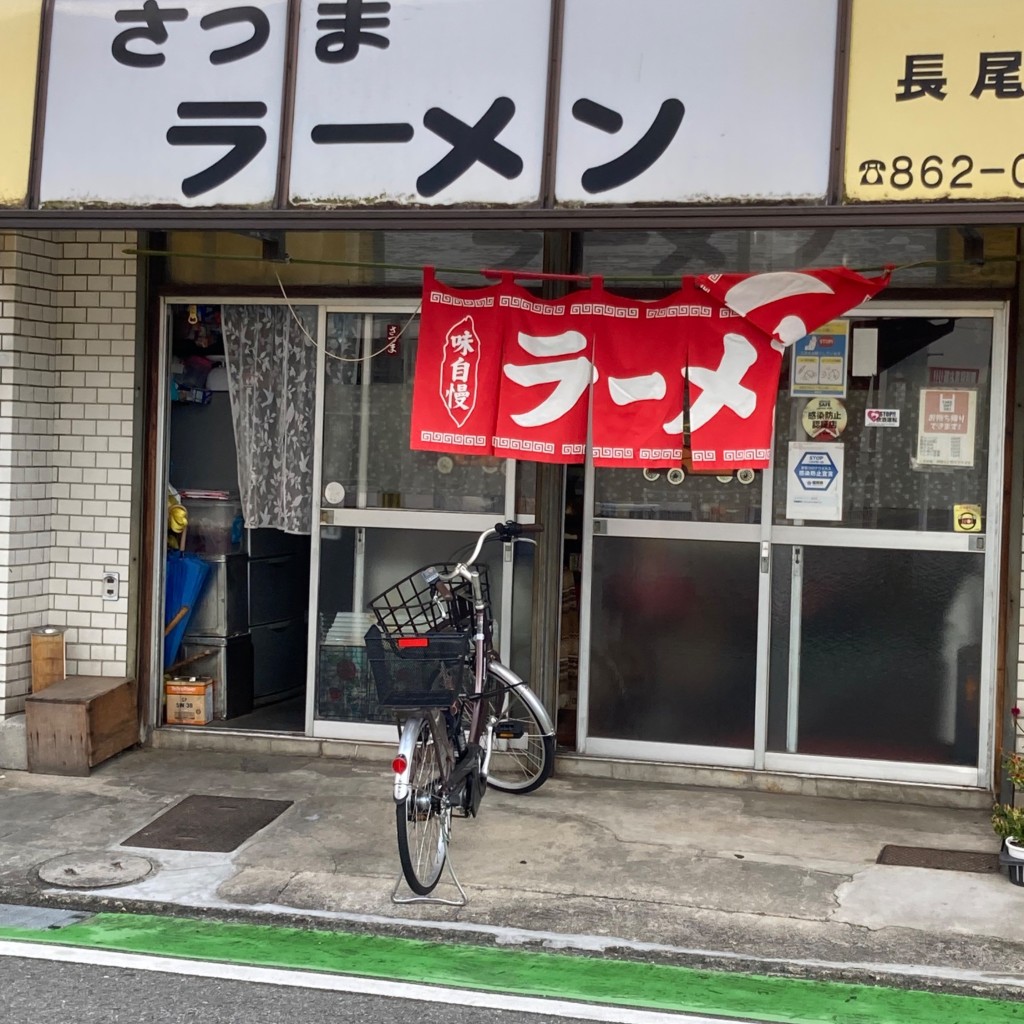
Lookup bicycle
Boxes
[365,520,556,901]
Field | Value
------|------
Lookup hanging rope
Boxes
[273,269,421,363]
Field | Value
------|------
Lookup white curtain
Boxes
[221,304,317,534]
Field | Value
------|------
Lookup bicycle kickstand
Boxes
[391,851,468,908]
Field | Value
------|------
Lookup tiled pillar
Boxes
[0,229,137,722]
[51,231,137,677]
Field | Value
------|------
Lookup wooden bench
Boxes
[25,676,138,776]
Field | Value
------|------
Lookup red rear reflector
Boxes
[392,755,408,774]
[397,637,429,648]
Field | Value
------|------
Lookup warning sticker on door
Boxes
[865,408,900,428]
[953,504,982,533]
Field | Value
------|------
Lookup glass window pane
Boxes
[579,227,1016,289]
[594,466,761,523]
[315,526,509,723]
[768,545,981,765]
[772,317,992,531]
[320,311,508,513]
[588,537,758,747]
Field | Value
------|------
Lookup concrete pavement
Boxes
[1,746,1022,999]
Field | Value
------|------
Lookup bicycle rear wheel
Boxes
[396,717,450,895]
[481,672,555,794]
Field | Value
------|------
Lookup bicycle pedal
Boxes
[494,720,525,740]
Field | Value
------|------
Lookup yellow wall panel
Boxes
[0,1,42,207]
[845,0,1024,201]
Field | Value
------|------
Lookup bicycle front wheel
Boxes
[482,673,555,795]
[396,717,450,895]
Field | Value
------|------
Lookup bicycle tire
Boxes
[396,717,450,895]
[479,670,555,795]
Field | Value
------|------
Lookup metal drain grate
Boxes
[121,796,292,853]
[877,844,1000,873]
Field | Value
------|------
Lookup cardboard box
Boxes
[165,677,214,725]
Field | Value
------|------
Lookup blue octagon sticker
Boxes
[795,451,838,491]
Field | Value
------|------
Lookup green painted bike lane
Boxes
[0,912,1020,1023]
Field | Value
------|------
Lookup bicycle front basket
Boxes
[364,623,470,708]
[368,563,491,637]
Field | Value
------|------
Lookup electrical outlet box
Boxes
[102,571,120,602]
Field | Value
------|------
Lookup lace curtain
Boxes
[221,304,317,534]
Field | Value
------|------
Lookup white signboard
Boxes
[554,0,838,204]
[41,0,289,207]
[915,389,977,468]
[786,442,844,521]
[290,0,551,206]
[35,0,839,209]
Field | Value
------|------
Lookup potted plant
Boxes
[992,797,1024,859]
[994,711,1024,883]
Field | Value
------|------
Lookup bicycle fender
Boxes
[487,661,556,736]
[393,714,428,803]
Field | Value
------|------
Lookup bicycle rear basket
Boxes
[368,563,491,637]
[365,623,471,708]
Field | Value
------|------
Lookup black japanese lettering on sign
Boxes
[202,6,270,65]
[896,51,1024,100]
[971,51,1024,98]
[111,3,277,198]
[895,54,947,100]
[112,0,187,68]
[316,0,391,63]
[166,101,268,197]
[572,97,685,193]
[113,1,269,66]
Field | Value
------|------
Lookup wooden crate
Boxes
[25,676,138,776]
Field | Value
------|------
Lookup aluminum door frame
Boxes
[576,445,769,769]
[153,294,318,733]
[308,302,527,742]
[576,300,1007,788]
[761,300,1007,789]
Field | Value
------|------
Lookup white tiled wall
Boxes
[0,230,136,717]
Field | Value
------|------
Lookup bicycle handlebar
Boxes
[434,520,544,583]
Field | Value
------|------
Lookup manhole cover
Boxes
[37,853,154,889]
[877,844,1000,873]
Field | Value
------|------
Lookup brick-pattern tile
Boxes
[0,230,136,716]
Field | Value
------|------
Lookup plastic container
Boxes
[999,846,1024,886]
[185,498,243,555]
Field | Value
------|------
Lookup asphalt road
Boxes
[2,955,662,1024]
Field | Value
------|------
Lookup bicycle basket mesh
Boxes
[364,624,470,707]
[368,563,491,637]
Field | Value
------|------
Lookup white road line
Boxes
[0,940,744,1024]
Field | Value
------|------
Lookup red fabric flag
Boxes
[589,284,700,468]
[411,267,890,469]
[683,311,783,471]
[684,267,891,470]
[492,285,595,463]
[409,268,504,456]
[695,267,891,348]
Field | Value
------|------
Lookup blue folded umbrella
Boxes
[164,552,211,668]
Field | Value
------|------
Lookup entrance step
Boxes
[151,725,993,809]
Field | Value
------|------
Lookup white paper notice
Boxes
[915,389,977,467]
[851,327,879,377]
[786,442,844,521]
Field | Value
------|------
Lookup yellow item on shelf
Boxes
[167,487,188,550]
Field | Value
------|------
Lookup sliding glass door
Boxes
[577,302,1006,788]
